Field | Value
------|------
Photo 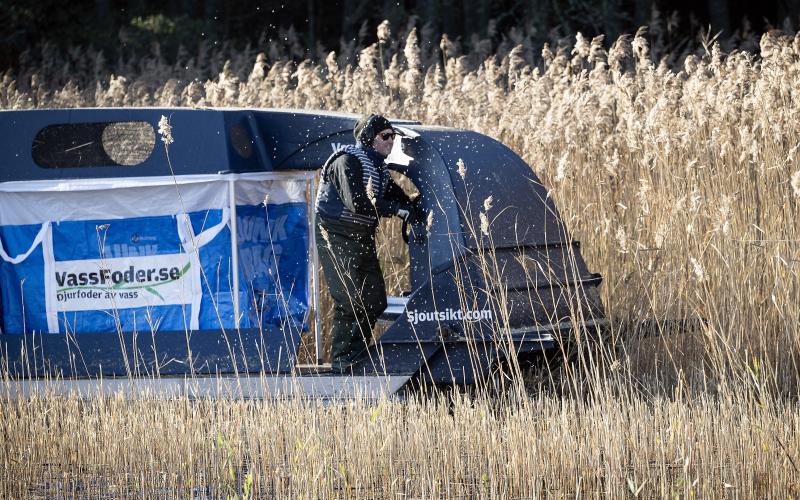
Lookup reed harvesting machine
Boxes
[0,108,606,398]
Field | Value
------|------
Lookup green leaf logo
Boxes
[145,286,164,300]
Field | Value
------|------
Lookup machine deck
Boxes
[5,373,412,400]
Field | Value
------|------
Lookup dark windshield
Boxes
[424,130,569,249]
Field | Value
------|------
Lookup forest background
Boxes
[3,0,799,72]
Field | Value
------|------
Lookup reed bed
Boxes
[2,389,798,497]
[2,21,800,496]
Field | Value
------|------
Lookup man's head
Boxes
[354,114,397,157]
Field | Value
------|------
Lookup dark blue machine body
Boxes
[0,108,605,386]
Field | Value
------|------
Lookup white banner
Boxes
[0,173,314,227]
[52,253,194,312]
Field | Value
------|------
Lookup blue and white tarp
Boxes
[0,174,310,334]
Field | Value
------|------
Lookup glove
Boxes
[396,208,411,221]
[411,197,426,224]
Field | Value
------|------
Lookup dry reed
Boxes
[1,389,798,497]
[2,21,800,497]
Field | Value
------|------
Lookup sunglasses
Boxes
[378,131,396,141]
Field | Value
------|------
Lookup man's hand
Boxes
[411,197,426,224]
[396,208,411,221]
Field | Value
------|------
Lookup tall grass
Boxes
[1,390,798,497]
[2,21,800,496]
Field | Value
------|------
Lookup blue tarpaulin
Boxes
[0,175,310,335]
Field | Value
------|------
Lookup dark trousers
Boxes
[316,219,387,364]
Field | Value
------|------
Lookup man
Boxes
[315,113,416,371]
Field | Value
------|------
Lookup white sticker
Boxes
[52,254,194,312]
[405,308,493,325]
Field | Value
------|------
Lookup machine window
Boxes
[32,121,155,168]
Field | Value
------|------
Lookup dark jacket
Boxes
[315,146,410,229]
